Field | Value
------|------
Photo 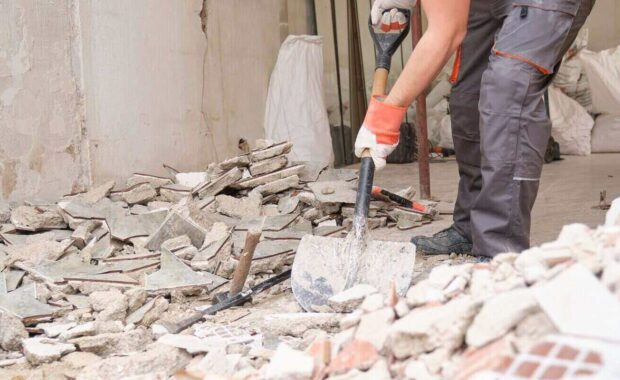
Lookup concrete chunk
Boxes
[251,142,293,161]
[23,338,75,365]
[328,284,378,313]
[249,155,288,176]
[10,206,66,232]
[193,167,242,199]
[0,311,28,351]
[231,165,304,189]
[252,175,299,196]
[264,343,315,380]
[126,173,173,188]
[81,180,116,204]
[216,193,262,219]
[121,183,157,205]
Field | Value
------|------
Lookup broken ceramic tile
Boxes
[145,249,227,293]
[107,210,167,242]
[0,284,58,323]
[317,168,358,182]
[294,161,329,183]
[82,231,115,260]
[308,181,357,204]
[66,273,139,286]
[277,195,300,215]
[144,211,207,251]
[80,180,116,204]
[231,165,304,190]
[216,193,262,219]
[4,270,25,291]
[126,173,173,188]
[253,239,300,259]
[249,155,289,177]
[193,167,243,199]
[125,297,158,325]
[65,295,91,310]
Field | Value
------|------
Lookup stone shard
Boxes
[193,167,242,199]
[466,288,538,347]
[144,211,207,251]
[145,249,227,292]
[264,343,315,380]
[22,338,76,365]
[10,206,66,232]
[294,160,329,182]
[277,195,300,214]
[38,322,77,338]
[236,213,298,232]
[121,183,158,205]
[249,155,289,176]
[262,313,341,338]
[534,263,620,341]
[219,155,251,171]
[107,209,167,242]
[158,334,215,354]
[251,142,293,161]
[354,307,395,352]
[126,173,173,188]
[80,180,116,204]
[387,296,479,359]
[0,311,28,351]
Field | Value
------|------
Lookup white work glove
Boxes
[355,96,407,170]
[371,0,417,26]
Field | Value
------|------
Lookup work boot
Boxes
[411,226,472,255]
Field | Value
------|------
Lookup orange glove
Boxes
[355,96,407,169]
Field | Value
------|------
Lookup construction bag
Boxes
[264,35,334,164]
[548,85,594,156]
[579,46,620,115]
[592,114,620,153]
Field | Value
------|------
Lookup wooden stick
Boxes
[229,228,262,296]
[371,68,389,96]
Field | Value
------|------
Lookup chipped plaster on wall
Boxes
[0,0,89,202]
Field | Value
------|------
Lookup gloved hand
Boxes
[371,0,417,28]
[354,96,407,170]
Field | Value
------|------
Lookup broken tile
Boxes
[107,209,167,242]
[294,160,329,182]
[277,195,300,214]
[126,297,157,325]
[193,167,242,199]
[4,270,24,291]
[126,173,173,188]
[22,338,75,365]
[252,175,299,196]
[66,272,140,286]
[144,211,207,251]
[231,165,304,190]
[82,231,116,260]
[262,313,341,338]
[145,249,227,292]
[534,263,620,341]
[121,183,158,205]
[318,168,358,182]
[80,180,116,204]
[253,239,300,259]
[10,206,66,232]
[65,294,90,310]
[308,181,357,204]
[216,193,262,219]
[69,328,152,356]
[4,240,72,266]
[37,322,77,338]
[236,213,298,232]
[159,184,192,203]
[249,155,288,177]
[219,155,251,171]
[251,142,293,161]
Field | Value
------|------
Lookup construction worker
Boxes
[356,0,595,258]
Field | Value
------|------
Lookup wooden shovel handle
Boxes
[371,68,389,96]
[229,228,262,296]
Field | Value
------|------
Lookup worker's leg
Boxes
[412,0,508,255]
[471,0,595,257]
[449,1,508,242]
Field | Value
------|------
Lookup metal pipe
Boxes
[411,3,431,199]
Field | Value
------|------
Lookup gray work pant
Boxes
[450,0,595,257]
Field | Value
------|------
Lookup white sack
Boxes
[438,114,454,150]
[548,85,594,156]
[579,47,620,115]
[264,35,334,164]
[591,114,620,153]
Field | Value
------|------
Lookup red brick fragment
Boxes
[455,336,513,380]
[327,339,378,375]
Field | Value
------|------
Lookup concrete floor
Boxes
[367,153,620,246]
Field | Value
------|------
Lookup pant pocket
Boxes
[493,0,579,74]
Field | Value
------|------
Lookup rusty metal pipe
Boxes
[411,3,431,200]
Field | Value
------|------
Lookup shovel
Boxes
[292,10,415,312]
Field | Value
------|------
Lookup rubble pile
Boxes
[226,202,619,380]
[0,140,437,378]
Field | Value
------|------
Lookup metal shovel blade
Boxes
[292,234,416,312]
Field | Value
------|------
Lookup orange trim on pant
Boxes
[493,48,552,75]
[450,46,462,84]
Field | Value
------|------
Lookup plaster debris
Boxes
[121,183,158,205]
[0,311,28,351]
[10,206,67,232]
[22,338,76,365]
[328,284,378,313]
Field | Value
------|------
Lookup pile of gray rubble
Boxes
[0,140,440,379]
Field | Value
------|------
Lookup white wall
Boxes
[584,0,620,51]
[0,0,89,201]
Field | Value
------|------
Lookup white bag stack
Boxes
[580,47,620,116]
[548,85,594,156]
[592,115,620,153]
[264,35,334,164]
